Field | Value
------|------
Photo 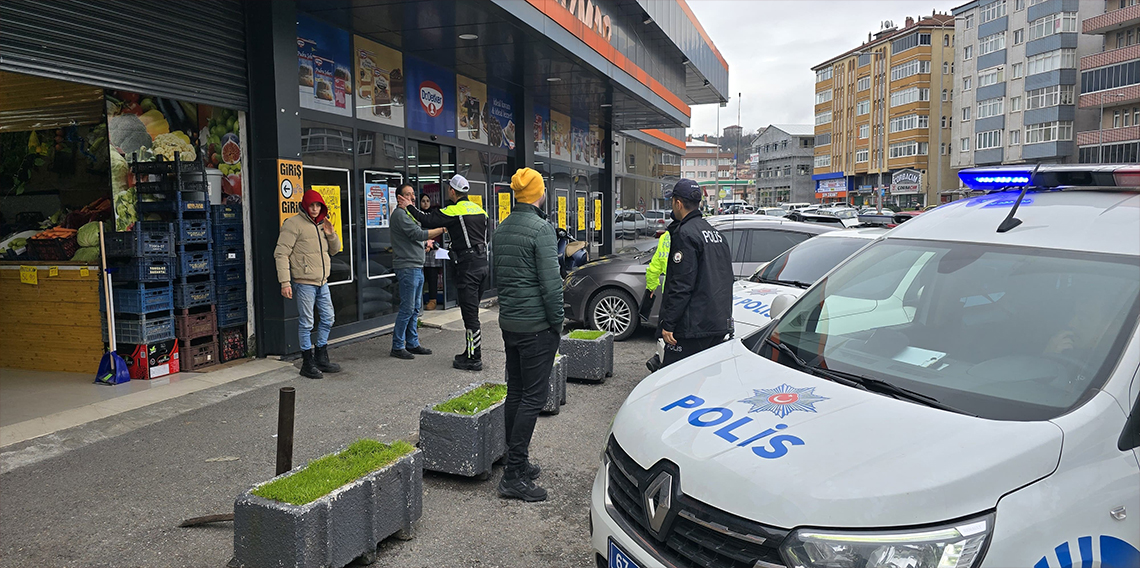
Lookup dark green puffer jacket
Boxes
[492,202,564,333]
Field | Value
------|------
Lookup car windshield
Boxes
[751,236,870,286]
[755,239,1140,421]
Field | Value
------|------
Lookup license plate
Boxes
[608,538,642,568]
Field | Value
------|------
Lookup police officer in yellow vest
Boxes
[409,175,489,371]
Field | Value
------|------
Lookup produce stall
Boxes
[0,263,102,373]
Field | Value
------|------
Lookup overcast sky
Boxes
[686,0,959,137]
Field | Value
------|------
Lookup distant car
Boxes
[815,207,861,227]
[643,209,670,234]
[614,210,649,237]
[785,211,848,228]
[562,217,836,340]
[756,207,787,217]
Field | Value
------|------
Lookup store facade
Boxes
[2,0,728,369]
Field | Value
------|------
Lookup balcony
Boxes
[1076,125,1140,146]
[1081,44,1140,71]
[1079,85,1140,109]
[1083,4,1140,35]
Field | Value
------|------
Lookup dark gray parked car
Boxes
[562,217,836,340]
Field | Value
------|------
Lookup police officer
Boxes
[658,179,734,367]
[409,174,489,371]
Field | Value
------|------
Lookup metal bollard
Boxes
[276,387,296,476]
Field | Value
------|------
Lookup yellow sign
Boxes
[577,197,586,231]
[80,267,90,277]
[557,196,567,229]
[469,194,483,209]
[498,192,511,221]
[312,185,344,244]
[20,266,37,285]
[49,266,59,277]
[277,159,304,226]
[594,199,602,229]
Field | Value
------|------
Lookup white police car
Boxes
[591,165,1140,568]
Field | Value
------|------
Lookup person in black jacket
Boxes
[658,179,734,367]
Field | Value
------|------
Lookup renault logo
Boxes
[643,471,673,536]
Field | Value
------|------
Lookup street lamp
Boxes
[1099,92,1126,164]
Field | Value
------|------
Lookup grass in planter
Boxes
[252,439,415,505]
[568,329,606,340]
[433,383,507,415]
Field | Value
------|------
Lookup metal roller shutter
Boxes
[0,0,248,110]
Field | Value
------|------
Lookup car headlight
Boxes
[781,514,992,568]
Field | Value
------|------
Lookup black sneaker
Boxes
[389,349,415,360]
[498,474,547,502]
[453,357,483,371]
[646,354,661,373]
[407,345,433,355]
[524,461,541,481]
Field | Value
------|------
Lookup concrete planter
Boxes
[232,448,422,568]
[561,331,614,382]
[419,384,506,478]
[541,354,567,415]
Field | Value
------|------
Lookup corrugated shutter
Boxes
[0,0,248,111]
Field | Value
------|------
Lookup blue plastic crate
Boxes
[212,224,243,247]
[176,248,212,277]
[215,264,244,286]
[211,204,242,225]
[216,284,245,305]
[176,219,211,244]
[213,245,243,268]
[103,311,175,344]
[216,301,248,328]
[104,222,173,258]
[174,279,215,308]
[138,198,210,216]
[101,283,174,314]
[113,256,172,282]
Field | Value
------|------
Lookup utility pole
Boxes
[735,92,742,204]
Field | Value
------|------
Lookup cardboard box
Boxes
[118,339,180,380]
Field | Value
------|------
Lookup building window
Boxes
[981,0,1006,23]
[856,100,870,115]
[942,88,949,102]
[979,32,1006,56]
[944,34,951,47]
[1013,29,1024,44]
[816,89,833,104]
[815,111,832,125]
[816,68,833,82]
[889,114,929,133]
[1114,110,1121,128]
[855,149,869,163]
[891,87,931,107]
[1080,60,1140,94]
[1010,96,1022,111]
[797,164,810,175]
[1026,49,1077,75]
[890,59,931,81]
[814,155,831,168]
[1015,0,1024,10]
[1012,62,1024,79]
[1028,12,1078,42]
[978,97,1005,119]
[1009,129,1020,145]
[963,106,972,121]
[963,77,973,91]
[943,61,950,75]
[977,129,1003,150]
[941,115,947,128]
[964,13,974,29]
[857,76,871,91]
[888,141,929,158]
[684,159,695,166]
[1025,85,1075,110]
[891,32,932,55]
[815,132,832,146]
[978,67,1004,87]
[964,46,973,60]
[961,137,971,151]
[859,124,870,138]
[1025,120,1074,144]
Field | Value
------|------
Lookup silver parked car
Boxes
[614,210,650,237]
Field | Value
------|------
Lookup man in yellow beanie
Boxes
[491,167,563,502]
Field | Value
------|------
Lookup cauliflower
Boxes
[151,132,196,162]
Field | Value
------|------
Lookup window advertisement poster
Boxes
[557,195,568,229]
[485,87,516,150]
[469,194,483,209]
[594,198,602,229]
[297,14,352,117]
[577,196,586,230]
[533,104,550,157]
[589,125,603,168]
[354,35,404,127]
[198,105,243,204]
[365,181,390,228]
[550,110,570,162]
[456,75,487,144]
[312,185,344,243]
[571,118,589,166]
[498,191,512,222]
[404,55,456,137]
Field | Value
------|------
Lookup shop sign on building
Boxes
[277,159,304,225]
[404,56,456,137]
[553,0,613,41]
[892,169,922,195]
[815,178,848,199]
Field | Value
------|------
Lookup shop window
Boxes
[357,129,406,321]
[301,119,357,326]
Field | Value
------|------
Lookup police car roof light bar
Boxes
[960,165,1136,191]
[996,163,1041,234]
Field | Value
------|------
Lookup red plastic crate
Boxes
[179,336,218,371]
[116,339,180,380]
[175,305,217,340]
[219,325,247,362]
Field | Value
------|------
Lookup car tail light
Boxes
[1114,166,1140,188]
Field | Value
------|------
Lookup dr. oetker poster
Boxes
[297,15,352,117]
[354,35,404,127]
[404,55,456,137]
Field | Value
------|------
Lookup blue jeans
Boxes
[295,282,334,351]
[392,268,424,351]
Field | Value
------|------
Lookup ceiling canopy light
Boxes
[459,33,478,40]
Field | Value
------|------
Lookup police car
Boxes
[591,165,1140,568]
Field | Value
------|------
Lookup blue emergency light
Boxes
[959,165,1139,190]
[958,169,1033,189]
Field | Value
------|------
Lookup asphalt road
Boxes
[0,312,657,568]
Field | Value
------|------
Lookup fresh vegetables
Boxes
[71,247,100,262]
[77,222,101,248]
[31,227,77,240]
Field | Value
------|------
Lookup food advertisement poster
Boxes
[354,35,404,127]
[589,125,603,168]
[571,118,589,166]
[533,104,550,156]
[404,56,456,137]
[557,195,567,229]
[577,196,586,231]
[485,87,516,150]
[297,14,352,117]
[198,104,242,204]
[498,191,512,222]
[106,90,201,231]
[365,182,390,228]
[550,110,570,162]
[594,198,602,229]
[312,186,344,243]
[456,75,486,144]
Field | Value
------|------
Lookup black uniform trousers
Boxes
[502,328,560,475]
[455,255,488,353]
[662,335,726,367]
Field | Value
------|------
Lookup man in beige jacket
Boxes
[274,189,342,379]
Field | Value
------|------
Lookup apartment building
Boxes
[681,138,734,207]
[812,13,957,209]
[951,0,1104,174]
[751,125,816,206]
[1077,0,1140,164]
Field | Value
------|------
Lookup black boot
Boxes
[453,329,483,371]
[300,349,323,379]
[525,460,541,480]
[498,469,547,502]
[314,345,341,373]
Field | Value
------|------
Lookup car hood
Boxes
[611,341,1063,528]
[731,280,803,336]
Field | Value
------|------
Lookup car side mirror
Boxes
[770,294,797,320]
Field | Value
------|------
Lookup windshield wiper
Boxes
[764,338,867,391]
[756,277,813,289]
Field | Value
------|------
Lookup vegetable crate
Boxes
[174,276,215,308]
[175,305,217,341]
[175,218,211,245]
[113,256,173,282]
[213,244,243,268]
[216,301,247,328]
[216,284,245,305]
[211,204,241,225]
[215,264,244,286]
[26,235,79,261]
[101,282,174,314]
[117,339,180,380]
[211,224,242,247]
[104,222,174,258]
[103,310,175,344]
[219,325,247,362]
[130,154,206,176]
[175,245,213,278]
[179,336,218,371]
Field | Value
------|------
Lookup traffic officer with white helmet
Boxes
[409,174,490,371]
